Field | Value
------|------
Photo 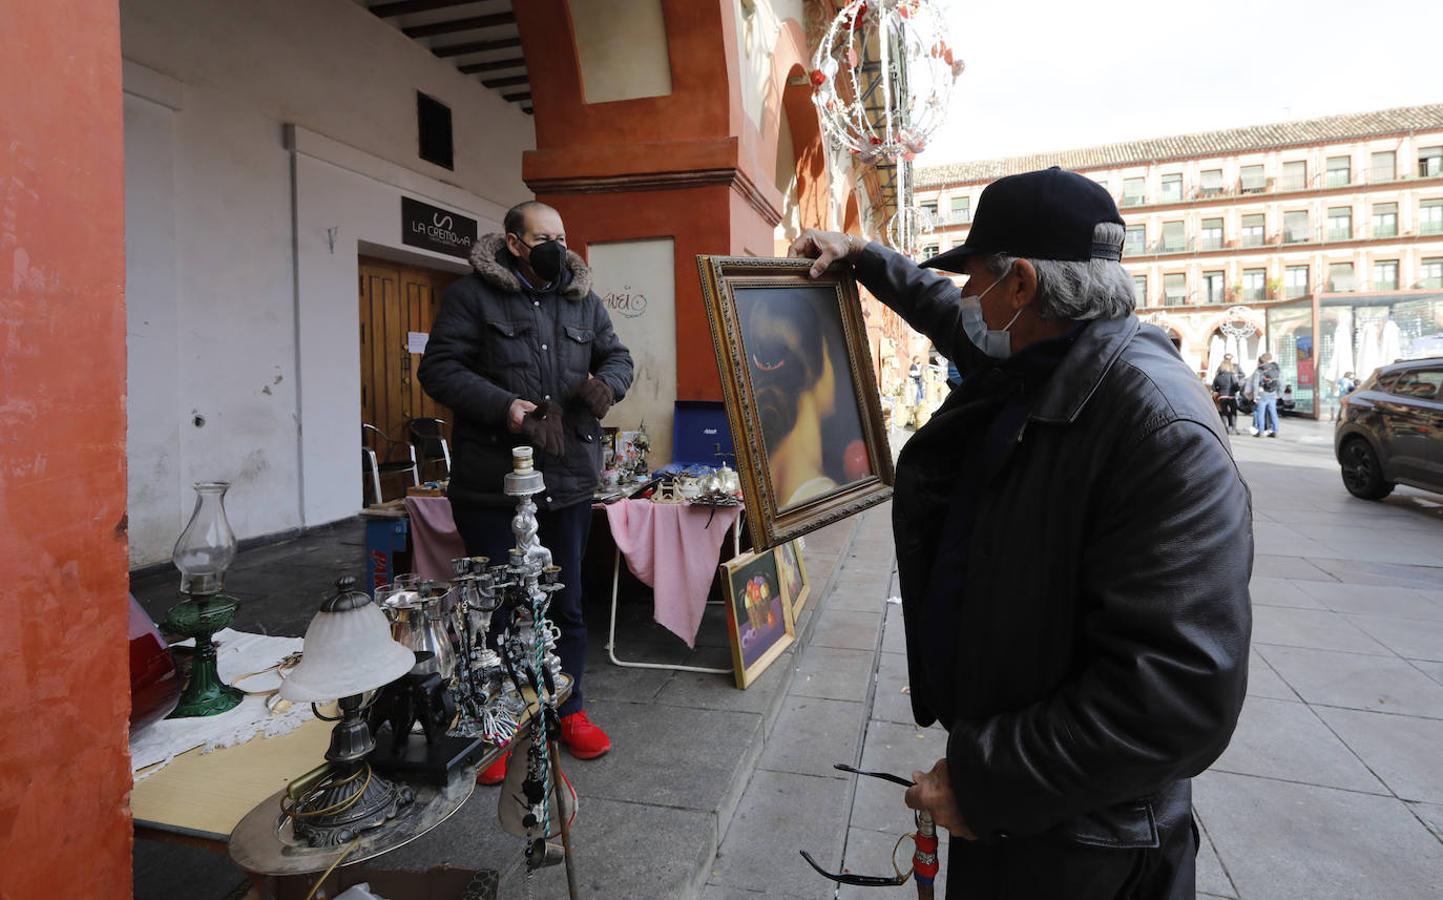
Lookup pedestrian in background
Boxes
[1332,370,1359,421]
[1247,352,1282,437]
[1212,359,1242,434]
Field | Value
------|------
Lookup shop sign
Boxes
[402,197,476,259]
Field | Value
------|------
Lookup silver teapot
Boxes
[380,579,457,681]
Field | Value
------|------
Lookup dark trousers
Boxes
[946,812,1197,899]
[1218,397,1237,430]
[451,500,592,717]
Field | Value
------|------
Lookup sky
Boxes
[918,0,1440,166]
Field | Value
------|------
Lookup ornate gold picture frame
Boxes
[698,256,894,549]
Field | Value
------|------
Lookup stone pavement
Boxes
[131,415,1443,898]
[708,416,1443,900]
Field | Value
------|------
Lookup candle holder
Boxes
[164,481,244,718]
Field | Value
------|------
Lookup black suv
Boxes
[1335,358,1443,499]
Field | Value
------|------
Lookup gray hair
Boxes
[981,223,1135,321]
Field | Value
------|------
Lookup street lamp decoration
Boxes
[810,0,962,256]
[886,203,936,259]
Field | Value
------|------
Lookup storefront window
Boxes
[1266,301,1316,416]
[1317,293,1443,418]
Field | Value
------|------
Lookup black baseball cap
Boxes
[921,166,1126,272]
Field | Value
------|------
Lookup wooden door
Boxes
[358,257,457,485]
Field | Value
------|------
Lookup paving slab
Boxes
[701,883,806,900]
[848,763,915,834]
[1317,707,1443,803]
[758,696,866,781]
[1248,575,1325,609]
[1408,801,1443,840]
[1250,555,1337,583]
[1251,605,1390,655]
[1414,659,1443,687]
[709,770,851,899]
[808,608,884,652]
[1210,696,1386,794]
[871,651,918,725]
[493,797,717,900]
[566,699,762,813]
[1305,557,1443,590]
[881,603,907,655]
[790,646,876,703]
[1245,651,1298,701]
[1194,815,1238,898]
[1259,644,1443,718]
[1195,770,1443,900]
[1342,613,1443,662]
[1295,581,1443,620]
[656,669,783,714]
[858,721,948,784]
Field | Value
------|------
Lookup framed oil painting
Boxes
[698,256,894,550]
[776,538,810,618]
[722,548,796,690]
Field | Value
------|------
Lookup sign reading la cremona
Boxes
[401,196,476,259]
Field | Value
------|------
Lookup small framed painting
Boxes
[776,538,810,618]
[722,548,797,689]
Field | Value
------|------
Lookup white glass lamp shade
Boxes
[280,601,416,702]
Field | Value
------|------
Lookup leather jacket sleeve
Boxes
[945,419,1253,839]
[587,294,635,404]
[851,241,987,376]
[417,281,518,429]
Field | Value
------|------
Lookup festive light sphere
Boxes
[885,203,937,258]
[811,0,963,164]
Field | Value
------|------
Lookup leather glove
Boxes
[576,376,614,419]
[520,400,566,457]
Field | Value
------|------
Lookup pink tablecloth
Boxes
[604,499,742,648]
[404,496,466,583]
[403,495,741,648]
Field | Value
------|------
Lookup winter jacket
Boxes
[1248,362,1282,398]
[854,242,1252,860]
[417,234,633,509]
[1212,370,1241,398]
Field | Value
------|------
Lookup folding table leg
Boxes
[605,548,731,674]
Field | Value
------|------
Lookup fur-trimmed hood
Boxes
[468,233,592,300]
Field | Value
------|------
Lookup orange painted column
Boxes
[516,0,778,403]
[0,2,133,896]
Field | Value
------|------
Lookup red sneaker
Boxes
[477,752,509,786]
[559,711,612,760]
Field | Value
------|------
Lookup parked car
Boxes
[1334,358,1443,499]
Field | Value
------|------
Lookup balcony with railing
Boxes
[1107,164,1443,211]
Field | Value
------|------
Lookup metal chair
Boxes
[406,417,451,480]
[362,423,419,505]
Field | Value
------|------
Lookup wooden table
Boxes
[132,679,569,849]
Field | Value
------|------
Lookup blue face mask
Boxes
[960,263,1026,359]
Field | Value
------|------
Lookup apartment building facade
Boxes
[916,104,1443,417]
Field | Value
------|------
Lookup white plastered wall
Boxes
[120,0,534,565]
[588,240,678,467]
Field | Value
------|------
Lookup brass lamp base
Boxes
[164,592,243,718]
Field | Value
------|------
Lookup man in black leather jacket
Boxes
[790,168,1251,898]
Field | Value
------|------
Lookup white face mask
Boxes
[960,263,1026,359]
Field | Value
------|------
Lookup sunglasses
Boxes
[798,765,939,888]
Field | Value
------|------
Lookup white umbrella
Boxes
[1206,335,1225,381]
[1381,318,1403,363]
[1329,309,1354,382]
